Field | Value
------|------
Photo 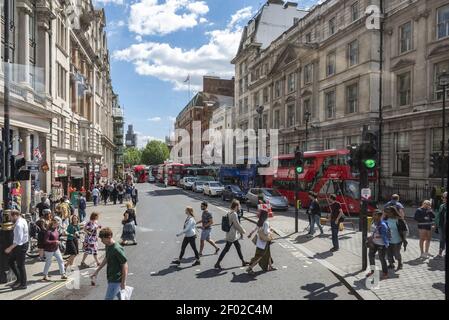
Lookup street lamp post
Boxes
[304,109,311,151]
[256,105,264,187]
[438,71,449,301]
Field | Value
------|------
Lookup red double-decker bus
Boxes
[265,149,377,215]
[133,165,148,183]
[164,163,185,186]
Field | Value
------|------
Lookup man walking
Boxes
[78,193,87,222]
[196,202,220,256]
[328,194,344,252]
[215,200,249,269]
[4,210,29,290]
[91,227,128,300]
[92,186,100,206]
[384,194,405,219]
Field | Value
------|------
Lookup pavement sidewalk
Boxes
[0,202,126,300]
[243,210,445,300]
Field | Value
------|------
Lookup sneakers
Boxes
[61,274,68,280]
[242,261,250,267]
[192,260,201,266]
[330,247,339,252]
[171,259,181,265]
[214,262,222,270]
[42,276,50,282]
[246,267,254,274]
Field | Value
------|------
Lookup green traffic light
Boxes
[296,166,303,174]
[364,159,376,169]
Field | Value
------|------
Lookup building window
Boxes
[394,132,410,176]
[351,2,359,22]
[273,110,280,129]
[305,32,312,43]
[325,90,336,119]
[239,79,243,95]
[399,21,413,54]
[434,60,449,100]
[254,91,260,107]
[57,63,67,100]
[263,87,269,103]
[346,83,358,114]
[55,117,65,148]
[431,128,449,175]
[275,80,281,98]
[325,138,339,149]
[303,99,311,123]
[304,63,313,84]
[69,122,76,150]
[287,73,296,92]
[244,97,248,114]
[244,76,248,92]
[437,5,449,39]
[329,17,336,36]
[348,40,358,66]
[327,52,336,76]
[238,100,243,114]
[346,135,361,146]
[287,104,295,127]
[56,18,67,51]
[397,72,411,106]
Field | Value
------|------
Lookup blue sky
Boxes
[94,0,320,147]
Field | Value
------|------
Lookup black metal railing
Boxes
[379,183,433,206]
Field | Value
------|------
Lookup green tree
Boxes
[124,147,142,166]
[141,140,170,165]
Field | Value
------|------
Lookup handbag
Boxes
[366,236,375,249]
[258,227,273,242]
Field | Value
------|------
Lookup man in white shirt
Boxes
[4,210,29,290]
[92,186,100,206]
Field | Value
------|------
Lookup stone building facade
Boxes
[232,0,449,200]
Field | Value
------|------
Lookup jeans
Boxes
[179,236,200,260]
[93,196,98,206]
[105,282,122,300]
[43,249,65,276]
[387,242,402,265]
[9,242,29,286]
[309,215,323,235]
[330,221,339,250]
[79,209,86,222]
[217,240,244,263]
[369,244,388,274]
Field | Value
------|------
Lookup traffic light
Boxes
[11,155,30,181]
[430,153,442,175]
[0,141,5,183]
[294,147,304,174]
[359,143,378,171]
[347,144,360,170]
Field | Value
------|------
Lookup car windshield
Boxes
[263,189,282,197]
[230,186,241,192]
[196,182,205,185]
[186,178,196,182]
[210,182,221,187]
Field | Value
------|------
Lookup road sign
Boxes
[26,161,39,171]
[361,188,371,200]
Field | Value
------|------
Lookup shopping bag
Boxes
[119,286,134,300]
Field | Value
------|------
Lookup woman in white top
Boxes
[246,210,276,274]
[172,207,200,266]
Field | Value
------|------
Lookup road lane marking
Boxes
[150,272,156,275]
[282,266,287,269]
[30,280,72,300]
[195,269,201,272]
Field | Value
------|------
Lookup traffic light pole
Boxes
[295,169,298,233]
[360,164,369,271]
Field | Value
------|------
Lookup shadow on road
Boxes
[230,271,260,283]
[300,282,341,300]
[432,282,444,294]
[312,251,334,260]
[427,257,445,272]
[147,189,185,197]
[195,269,228,279]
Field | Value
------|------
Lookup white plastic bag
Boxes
[119,286,134,300]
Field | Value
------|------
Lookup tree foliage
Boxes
[124,147,142,166]
[141,140,170,165]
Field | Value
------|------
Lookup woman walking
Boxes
[80,212,102,268]
[65,215,81,273]
[172,207,200,267]
[307,192,323,237]
[120,203,138,246]
[414,200,435,259]
[384,206,404,271]
[246,210,275,274]
[42,219,67,281]
[366,211,390,280]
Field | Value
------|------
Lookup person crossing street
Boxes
[196,202,220,256]
[172,207,201,266]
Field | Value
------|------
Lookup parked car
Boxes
[222,185,247,202]
[203,181,224,196]
[183,177,198,190]
[192,181,206,193]
[148,175,156,183]
[246,188,289,211]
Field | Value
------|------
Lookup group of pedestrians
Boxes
[171,200,276,274]
[91,181,138,207]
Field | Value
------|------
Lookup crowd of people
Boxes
[91,181,138,207]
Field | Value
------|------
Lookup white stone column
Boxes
[18,4,32,87]
[37,17,51,98]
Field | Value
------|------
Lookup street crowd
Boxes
[4,178,137,300]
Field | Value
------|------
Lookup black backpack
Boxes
[221,213,233,232]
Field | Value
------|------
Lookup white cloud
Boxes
[135,132,164,148]
[129,0,209,36]
[94,0,124,6]
[113,6,253,91]
[148,117,162,122]
[199,17,208,24]
[135,35,143,42]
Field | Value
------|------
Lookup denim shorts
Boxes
[201,228,212,241]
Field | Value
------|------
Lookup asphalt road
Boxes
[36,183,357,300]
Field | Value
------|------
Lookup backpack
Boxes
[382,221,392,241]
[79,198,86,210]
[221,213,233,232]
[397,218,409,237]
